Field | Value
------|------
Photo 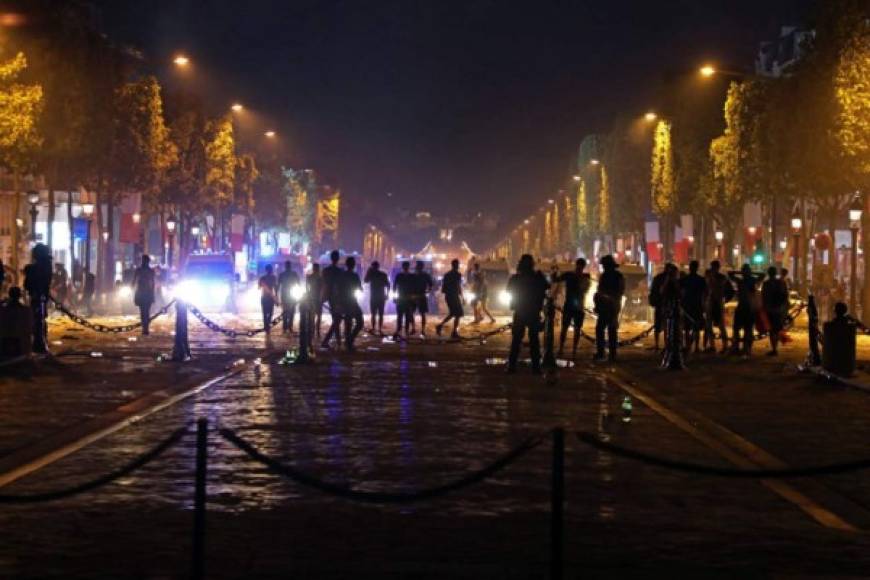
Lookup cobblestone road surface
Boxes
[3,310,870,578]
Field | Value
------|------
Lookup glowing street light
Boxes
[132,212,141,224]
[173,54,190,67]
[231,103,243,112]
[700,64,716,77]
[590,159,600,166]
[644,112,657,122]
[264,130,276,138]
[572,175,581,182]
[81,202,95,218]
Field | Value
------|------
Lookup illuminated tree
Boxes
[598,165,610,232]
[650,120,675,216]
[204,115,235,249]
[576,179,588,235]
[835,21,870,184]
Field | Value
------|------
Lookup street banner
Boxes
[72,218,88,240]
[119,192,141,244]
[644,221,660,242]
[644,221,661,262]
[230,214,245,251]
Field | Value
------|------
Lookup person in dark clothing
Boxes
[411,261,434,336]
[23,244,52,353]
[506,254,549,373]
[558,257,591,358]
[258,264,278,333]
[649,264,672,350]
[340,256,364,351]
[321,250,345,349]
[83,271,96,316]
[364,260,390,335]
[0,258,5,294]
[680,260,707,354]
[278,261,301,334]
[132,255,156,336]
[728,264,765,357]
[704,260,732,353]
[307,263,323,338]
[761,266,789,356]
[0,286,32,356]
[594,255,625,362]
[436,259,464,339]
[392,261,415,340]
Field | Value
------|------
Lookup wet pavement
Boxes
[3,311,870,578]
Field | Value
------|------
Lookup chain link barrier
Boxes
[50,296,176,334]
[220,426,545,503]
[187,304,282,338]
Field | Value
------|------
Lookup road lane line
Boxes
[0,364,248,489]
[602,369,860,533]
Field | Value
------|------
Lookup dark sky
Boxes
[93,0,814,241]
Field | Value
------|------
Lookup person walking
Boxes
[704,260,732,353]
[680,260,707,354]
[469,262,496,325]
[728,264,764,357]
[435,259,464,339]
[278,260,301,334]
[392,261,415,340]
[411,261,434,337]
[364,260,390,335]
[307,263,324,338]
[506,254,549,374]
[132,255,156,336]
[761,266,789,356]
[557,257,591,359]
[321,250,345,349]
[340,256,364,351]
[649,264,671,350]
[594,255,625,362]
[258,264,278,333]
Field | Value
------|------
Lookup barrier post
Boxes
[172,300,191,362]
[192,418,208,580]
[295,299,311,364]
[550,427,564,580]
[806,294,822,367]
[542,296,557,370]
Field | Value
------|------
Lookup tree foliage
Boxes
[0,52,43,173]
[650,120,675,216]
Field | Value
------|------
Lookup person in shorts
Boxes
[435,259,464,339]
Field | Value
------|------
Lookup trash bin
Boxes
[822,319,857,377]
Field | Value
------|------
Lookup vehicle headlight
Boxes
[354,289,364,301]
[117,285,132,299]
[290,284,306,301]
[208,282,230,303]
[499,290,512,306]
[175,279,201,299]
[465,291,476,302]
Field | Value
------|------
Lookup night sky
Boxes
[93,0,814,243]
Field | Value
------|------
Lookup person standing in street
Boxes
[258,264,278,333]
[0,287,32,356]
[411,261,434,337]
[307,263,324,338]
[435,259,464,339]
[83,271,96,317]
[23,244,52,353]
[761,266,789,356]
[278,261,301,334]
[132,255,156,336]
[649,264,671,350]
[704,260,732,353]
[557,257,591,359]
[321,250,344,349]
[728,264,764,357]
[340,256,364,351]
[680,260,707,355]
[469,262,496,325]
[392,261,415,340]
[506,254,549,374]
[364,260,390,335]
[594,255,625,362]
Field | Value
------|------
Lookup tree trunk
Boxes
[68,190,75,282]
[11,175,21,282]
[95,190,103,293]
[47,188,55,249]
[106,196,115,291]
[862,195,870,321]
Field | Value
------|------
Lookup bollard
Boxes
[542,296,557,370]
[661,297,685,370]
[294,299,312,364]
[550,427,564,580]
[806,295,822,367]
[192,418,208,580]
[172,300,191,362]
[32,297,48,354]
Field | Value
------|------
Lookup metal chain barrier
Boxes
[187,304,282,338]
[220,426,545,503]
[0,423,191,503]
[576,431,870,478]
[51,296,176,334]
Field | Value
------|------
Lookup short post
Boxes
[542,296,557,370]
[172,300,191,362]
[32,296,48,354]
[192,417,208,580]
[806,294,822,367]
[550,427,564,580]
[295,299,311,364]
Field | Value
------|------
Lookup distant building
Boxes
[755,26,815,78]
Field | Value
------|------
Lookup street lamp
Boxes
[572,175,581,182]
[644,111,657,122]
[173,54,190,67]
[714,230,724,260]
[132,212,141,224]
[791,211,803,293]
[231,103,243,112]
[81,202,94,274]
[264,130,276,138]
[26,190,39,241]
[166,215,177,269]
[191,225,200,251]
[849,196,862,314]
[700,65,716,77]
[590,159,600,166]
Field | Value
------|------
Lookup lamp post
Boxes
[27,191,39,241]
[714,230,724,261]
[81,202,94,274]
[849,196,862,315]
[166,215,177,269]
[191,225,200,252]
[791,212,803,294]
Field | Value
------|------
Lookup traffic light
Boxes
[752,240,766,266]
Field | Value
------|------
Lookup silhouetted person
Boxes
[704,260,732,353]
[23,244,52,353]
[340,256,364,351]
[729,264,764,357]
[436,259,464,339]
[594,255,625,362]
[411,261,434,336]
[132,255,155,336]
[53,262,70,306]
[506,254,549,373]
[0,287,32,356]
[307,263,323,338]
[278,261,300,334]
[364,260,390,334]
[392,261,415,340]
[649,264,671,350]
[321,250,344,348]
[0,258,5,293]
[469,262,496,324]
[762,266,789,356]
[258,264,278,333]
[558,257,591,358]
[680,260,707,354]
[83,271,96,316]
